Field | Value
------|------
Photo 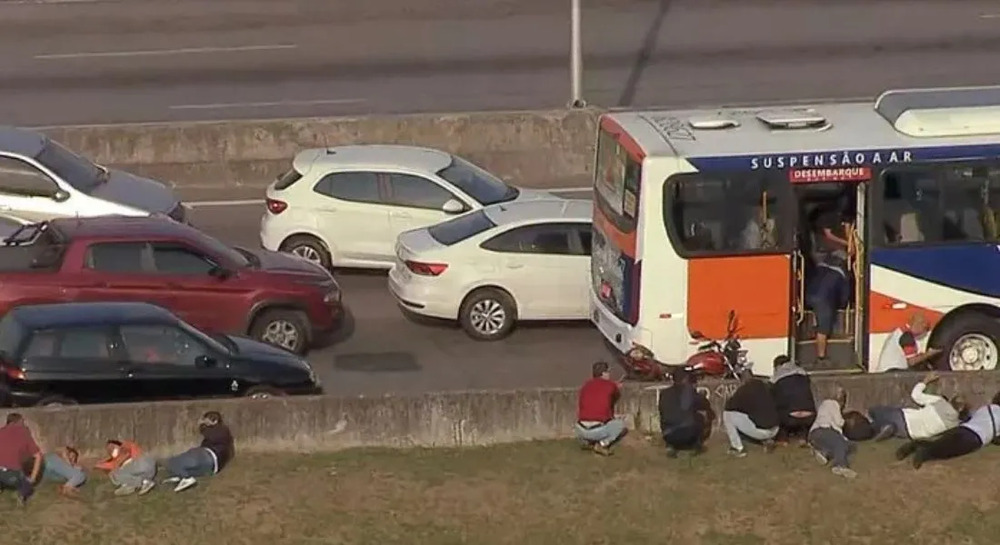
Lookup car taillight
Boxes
[266,198,288,214]
[0,365,24,381]
[405,260,448,276]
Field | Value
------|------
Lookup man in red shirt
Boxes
[575,361,627,456]
[0,413,43,506]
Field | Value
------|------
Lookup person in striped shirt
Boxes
[898,391,1000,470]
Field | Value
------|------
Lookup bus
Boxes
[590,85,1000,376]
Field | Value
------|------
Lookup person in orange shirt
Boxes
[94,439,156,496]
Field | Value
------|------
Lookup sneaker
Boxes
[763,439,776,453]
[173,477,197,492]
[138,480,156,496]
[114,485,137,497]
[162,476,181,484]
[665,446,678,459]
[728,447,747,458]
[874,425,896,442]
[592,443,613,457]
[831,466,857,479]
[812,448,829,466]
[895,442,917,461]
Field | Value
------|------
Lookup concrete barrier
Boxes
[38,109,602,191]
[10,372,999,459]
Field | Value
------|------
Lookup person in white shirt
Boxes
[807,386,857,479]
[875,314,942,373]
[897,391,1000,470]
[868,372,966,441]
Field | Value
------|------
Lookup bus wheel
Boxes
[936,315,1000,371]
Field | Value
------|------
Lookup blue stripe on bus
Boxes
[871,246,1000,299]
[686,143,1000,172]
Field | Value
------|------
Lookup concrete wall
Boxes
[10,372,1000,459]
[39,109,601,191]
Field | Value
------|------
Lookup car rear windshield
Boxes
[437,156,517,205]
[274,167,303,190]
[35,140,104,193]
[428,210,497,245]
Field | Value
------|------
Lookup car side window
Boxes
[480,224,575,255]
[386,173,455,210]
[313,172,382,204]
[0,156,59,198]
[577,225,593,255]
[151,243,216,275]
[22,330,57,359]
[57,328,111,359]
[119,325,210,366]
[85,242,148,273]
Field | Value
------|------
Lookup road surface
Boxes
[5,0,1000,126]
[186,189,602,397]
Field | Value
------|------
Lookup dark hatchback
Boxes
[0,302,322,407]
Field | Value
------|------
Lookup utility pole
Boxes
[569,0,586,108]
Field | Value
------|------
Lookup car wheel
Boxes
[250,309,310,355]
[459,288,517,341]
[243,385,285,400]
[280,235,332,270]
[37,395,77,408]
[932,314,1000,371]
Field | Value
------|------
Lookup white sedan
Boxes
[260,145,552,270]
[388,198,593,341]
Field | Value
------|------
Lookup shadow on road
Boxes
[618,0,673,107]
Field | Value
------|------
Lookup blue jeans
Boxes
[807,266,848,336]
[165,448,217,479]
[574,418,627,447]
[0,467,33,500]
[869,406,910,439]
[42,453,87,488]
[722,411,778,451]
[809,427,854,468]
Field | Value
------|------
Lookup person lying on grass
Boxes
[868,372,966,443]
[809,386,858,479]
[95,439,156,497]
[161,411,235,492]
[41,445,86,497]
[897,390,1000,470]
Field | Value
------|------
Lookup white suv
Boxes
[259,145,553,270]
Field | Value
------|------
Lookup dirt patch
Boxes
[4,435,1000,544]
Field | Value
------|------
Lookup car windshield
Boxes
[428,210,497,245]
[34,140,105,193]
[437,156,518,205]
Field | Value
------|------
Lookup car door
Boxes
[0,154,71,222]
[311,171,394,264]
[119,324,233,401]
[70,241,180,309]
[385,173,470,254]
[479,223,580,319]
[19,327,138,405]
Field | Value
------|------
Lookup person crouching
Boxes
[771,355,816,446]
[722,369,779,457]
[658,368,714,457]
[575,362,627,456]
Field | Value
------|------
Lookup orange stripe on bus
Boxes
[868,292,943,334]
[600,116,646,162]
[593,202,637,257]
[687,255,791,340]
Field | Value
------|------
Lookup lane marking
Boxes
[548,187,590,194]
[187,188,590,207]
[170,98,366,111]
[35,44,297,60]
[981,14,1000,18]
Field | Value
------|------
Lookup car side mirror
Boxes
[195,355,217,368]
[442,199,466,214]
[51,190,70,202]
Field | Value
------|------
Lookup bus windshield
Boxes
[594,128,641,233]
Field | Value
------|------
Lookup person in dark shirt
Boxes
[575,361,627,456]
[807,200,853,364]
[0,413,42,506]
[722,369,779,457]
[659,368,715,457]
[771,355,817,445]
[161,411,235,492]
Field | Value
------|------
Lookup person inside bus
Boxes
[806,197,853,364]
[658,368,714,457]
[874,313,942,373]
[898,391,1000,470]
[771,355,816,445]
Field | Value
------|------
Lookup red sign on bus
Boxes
[789,167,872,183]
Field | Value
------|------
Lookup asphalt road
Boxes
[186,190,602,397]
[6,0,1000,126]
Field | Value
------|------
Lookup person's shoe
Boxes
[912,448,927,470]
[812,448,829,466]
[114,485,137,497]
[831,466,857,479]
[162,476,181,484]
[763,439,776,453]
[138,480,156,496]
[173,477,198,492]
[665,446,678,459]
[874,425,895,442]
[728,447,747,458]
[895,442,918,461]
[690,444,705,457]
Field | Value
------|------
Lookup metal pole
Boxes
[569,0,586,108]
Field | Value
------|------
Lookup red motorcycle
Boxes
[684,309,752,379]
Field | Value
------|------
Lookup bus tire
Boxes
[459,288,517,341]
[932,314,1000,372]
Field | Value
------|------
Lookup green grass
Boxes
[5,434,1000,544]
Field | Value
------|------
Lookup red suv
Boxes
[0,216,343,354]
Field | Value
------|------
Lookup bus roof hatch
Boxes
[755,109,828,130]
[876,85,1000,138]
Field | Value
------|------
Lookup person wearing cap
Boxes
[875,313,942,372]
[575,361,627,456]
[771,355,817,445]
[722,369,780,457]
[658,368,714,457]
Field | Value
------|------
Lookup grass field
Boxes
[3,433,1000,545]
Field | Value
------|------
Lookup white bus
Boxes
[590,86,1000,375]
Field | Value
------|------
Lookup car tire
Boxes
[931,314,1000,371]
[280,235,332,270]
[459,288,517,341]
[37,395,77,408]
[250,309,310,355]
[243,385,285,399]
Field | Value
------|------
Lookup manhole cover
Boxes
[334,352,420,372]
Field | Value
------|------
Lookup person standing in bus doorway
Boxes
[575,361,627,456]
[874,313,942,373]
[807,197,853,365]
